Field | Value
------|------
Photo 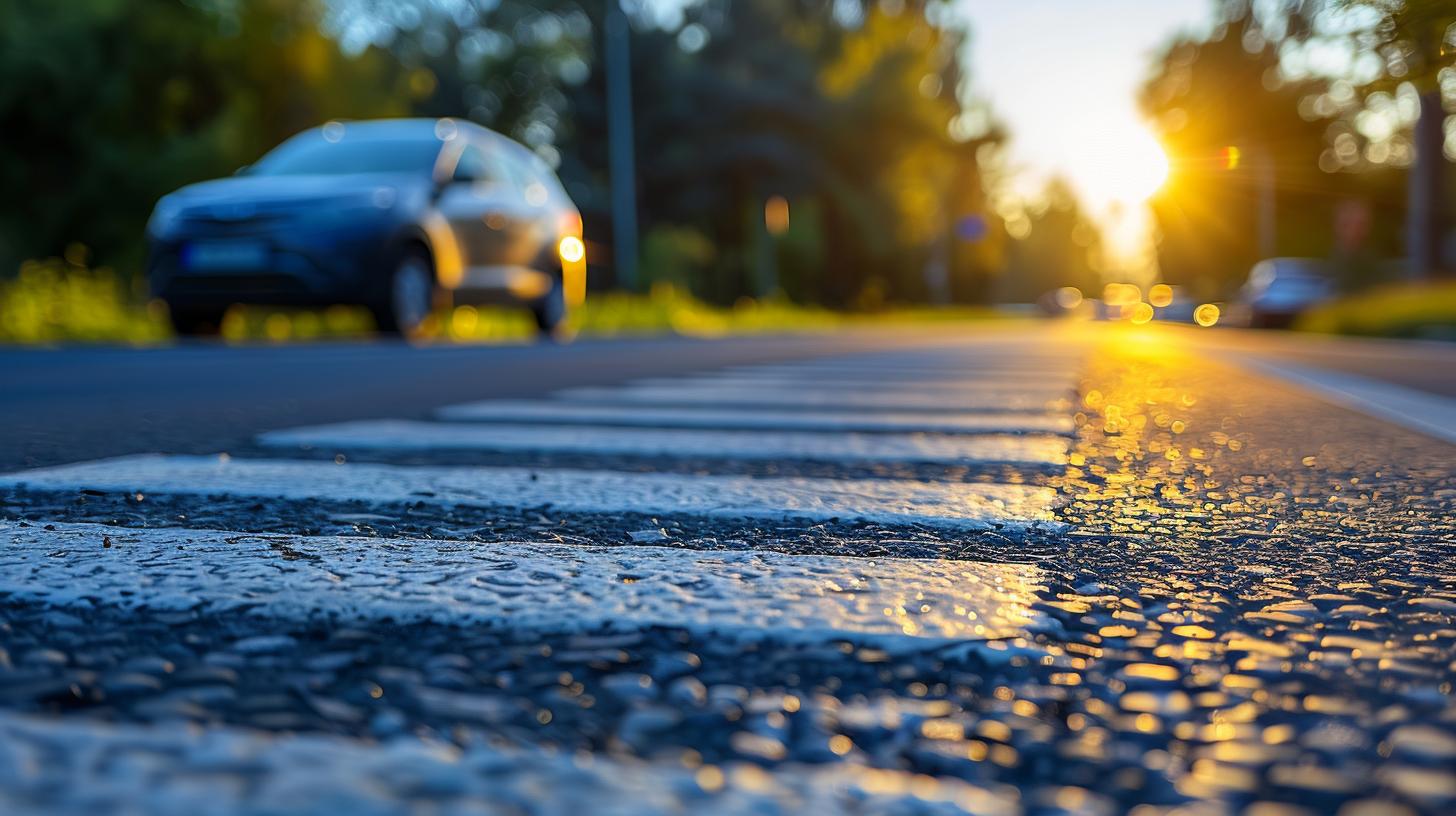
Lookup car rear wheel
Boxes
[530,278,568,341]
[167,305,227,337]
[374,250,436,338]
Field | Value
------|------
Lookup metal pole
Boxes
[1257,146,1276,260]
[604,3,639,291]
[1406,89,1443,279]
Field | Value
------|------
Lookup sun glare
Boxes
[1076,126,1170,208]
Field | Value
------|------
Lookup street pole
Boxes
[1406,89,1444,279]
[1256,146,1276,260]
[604,3,639,292]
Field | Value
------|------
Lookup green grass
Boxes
[1295,280,1456,341]
[1,265,1015,346]
[0,260,171,345]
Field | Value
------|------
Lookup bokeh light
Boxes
[764,196,790,236]
[1194,303,1221,327]
[558,235,585,264]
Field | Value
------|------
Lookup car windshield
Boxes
[252,137,441,176]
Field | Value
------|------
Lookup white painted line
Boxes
[0,709,1019,815]
[1238,357,1456,445]
[722,363,1080,382]
[1,455,1062,530]
[632,374,1077,392]
[0,521,1045,644]
[439,400,1075,435]
[555,384,1069,412]
[260,420,1071,465]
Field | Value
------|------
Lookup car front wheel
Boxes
[530,277,568,340]
[167,305,227,337]
[374,250,436,338]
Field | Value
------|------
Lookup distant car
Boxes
[146,118,585,338]
[1238,258,1334,328]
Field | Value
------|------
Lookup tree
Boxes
[1294,0,1455,276]
[995,179,1102,303]
[0,0,411,273]
[1139,3,1380,297]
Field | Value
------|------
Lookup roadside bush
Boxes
[1295,280,1456,340]
[0,258,168,345]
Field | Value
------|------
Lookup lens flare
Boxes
[558,235,586,264]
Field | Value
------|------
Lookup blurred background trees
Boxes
[1142,0,1454,299]
[1,0,1451,312]
[0,0,1013,308]
[0,0,414,276]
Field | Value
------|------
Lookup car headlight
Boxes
[147,196,184,238]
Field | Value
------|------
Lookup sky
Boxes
[958,0,1217,270]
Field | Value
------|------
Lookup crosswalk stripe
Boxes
[438,400,1075,434]
[0,455,1062,529]
[0,521,1045,644]
[722,361,1081,380]
[0,709,1019,814]
[553,384,1069,412]
[258,419,1071,465]
[631,373,1079,390]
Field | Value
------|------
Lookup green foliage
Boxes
[0,258,169,345]
[0,266,1010,346]
[640,227,717,292]
[0,0,410,273]
[995,179,1103,303]
[1296,279,1456,338]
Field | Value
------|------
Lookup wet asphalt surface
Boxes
[1,325,1454,814]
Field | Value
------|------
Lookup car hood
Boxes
[166,173,428,212]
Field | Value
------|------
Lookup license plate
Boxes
[182,240,270,272]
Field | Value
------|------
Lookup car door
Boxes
[433,140,521,271]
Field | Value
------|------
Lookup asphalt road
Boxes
[2,323,1452,471]
[1,322,1453,815]
[0,331,950,470]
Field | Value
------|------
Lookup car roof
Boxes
[305,118,498,143]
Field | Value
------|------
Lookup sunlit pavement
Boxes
[0,323,1453,814]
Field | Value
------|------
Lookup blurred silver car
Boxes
[1238,258,1334,328]
[147,118,587,338]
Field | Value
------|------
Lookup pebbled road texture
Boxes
[0,325,1453,815]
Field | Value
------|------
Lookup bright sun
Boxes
[1075,126,1170,207]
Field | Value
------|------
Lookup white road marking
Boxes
[0,710,1019,816]
[0,521,1045,644]
[555,384,1070,412]
[1,455,1062,529]
[720,364,1080,382]
[630,373,1078,392]
[1238,357,1456,444]
[259,419,1070,465]
[439,400,1075,434]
